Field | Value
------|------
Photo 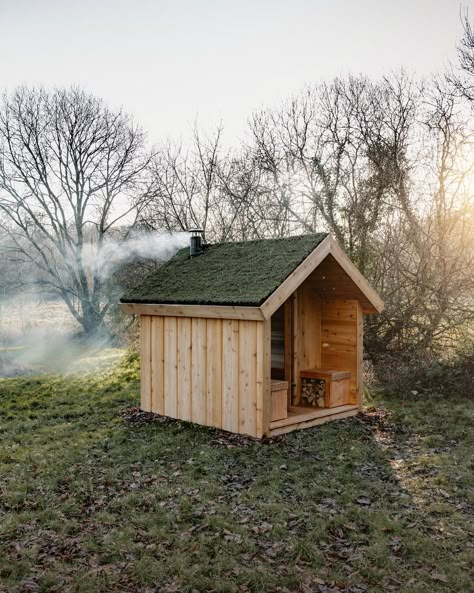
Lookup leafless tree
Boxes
[0,87,152,334]
[366,80,474,354]
[142,126,223,240]
[452,9,474,101]
[139,71,474,357]
[246,74,418,272]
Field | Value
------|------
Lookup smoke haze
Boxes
[82,231,189,281]
[0,231,189,376]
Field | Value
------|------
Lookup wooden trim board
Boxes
[260,236,331,319]
[121,303,265,321]
[328,238,384,313]
[260,236,383,319]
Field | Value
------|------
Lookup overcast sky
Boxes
[1,0,473,145]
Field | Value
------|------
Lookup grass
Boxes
[0,354,473,593]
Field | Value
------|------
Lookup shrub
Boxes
[372,343,474,399]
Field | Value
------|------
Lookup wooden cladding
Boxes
[284,289,362,411]
[134,235,383,438]
[271,304,285,377]
[139,297,365,439]
[260,236,383,319]
[140,315,270,438]
[291,283,322,405]
[306,254,376,314]
[320,299,363,408]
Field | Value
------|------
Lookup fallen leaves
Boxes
[251,521,273,534]
[1,369,473,593]
[430,572,449,583]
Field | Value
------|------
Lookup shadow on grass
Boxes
[0,364,473,593]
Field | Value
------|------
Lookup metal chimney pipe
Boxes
[189,228,204,257]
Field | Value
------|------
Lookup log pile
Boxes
[301,377,326,407]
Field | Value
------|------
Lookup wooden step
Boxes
[270,404,358,429]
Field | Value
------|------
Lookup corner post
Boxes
[256,318,272,437]
[356,302,364,411]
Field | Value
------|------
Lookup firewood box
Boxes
[300,369,351,408]
[271,379,288,421]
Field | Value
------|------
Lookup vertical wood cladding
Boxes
[140,315,267,438]
[320,299,362,406]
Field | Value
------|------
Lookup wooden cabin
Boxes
[120,233,383,438]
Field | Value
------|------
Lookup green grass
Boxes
[0,355,473,593]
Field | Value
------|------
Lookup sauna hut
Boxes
[120,232,383,438]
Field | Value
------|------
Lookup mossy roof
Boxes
[120,233,328,307]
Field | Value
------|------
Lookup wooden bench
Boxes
[271,379,288,421]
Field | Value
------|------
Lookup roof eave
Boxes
[259,236,384,319]
[120,302,265,321]
[327,237,384,314]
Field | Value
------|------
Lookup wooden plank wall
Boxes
[292,283,322,405]
[320,299,362,407]
[140,315,269,438]
[140,315,152,412]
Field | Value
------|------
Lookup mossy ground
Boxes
[0,354,473,593]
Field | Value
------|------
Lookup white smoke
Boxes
[0,231,190,376]
[82,231,189,281]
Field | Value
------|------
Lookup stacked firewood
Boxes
[301,377,326,407]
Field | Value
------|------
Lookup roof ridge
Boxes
[204,232,327,248]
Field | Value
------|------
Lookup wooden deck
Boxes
[269,404,359,436]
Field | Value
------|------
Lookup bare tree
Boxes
[453,9,474,101]
[366,80,474,354]
[0,87,151,334]
[144,125,291,243]
[143,126,223,241]
[246,74,418,272]
[139,71,473,357]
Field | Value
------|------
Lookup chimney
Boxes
[189,228,204,257]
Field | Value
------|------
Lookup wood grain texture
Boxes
[163,316,178,418]
[284,300,292,401]
[260,235,383,320]
[238,320,257,436]
[206,319,223,428]
[256,318,272,437]
[141,302,362,438]
[297,283,322,371]
[269,407,358,436]
[260,235,331,319]
[271,382,288,422]
[191,318,207,424]
[120,303,264,320]
[292,291,300,405]
[142,304,361,437]
[151,316,164,414]
[177,318,192,421]
[140,315,152,411]
[145,315,267,437]
[222,319,240,433]
[356,301,364,410]
[321,299,358,404]
[306,254,375,312]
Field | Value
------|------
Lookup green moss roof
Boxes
[120,233,328,307]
